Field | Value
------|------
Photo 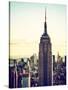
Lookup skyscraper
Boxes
[38,10,52,86]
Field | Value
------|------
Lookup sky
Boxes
[10,2,66,59]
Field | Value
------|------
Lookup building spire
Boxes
[44,9,47,34]
[45,9,46,22]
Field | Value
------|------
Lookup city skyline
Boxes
[10,2,66,58]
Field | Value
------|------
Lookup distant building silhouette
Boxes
[38,10,52,86]
[64,56,66,66]
[53,55,66,85]
[53,55,55,63]
[53,55,56,71]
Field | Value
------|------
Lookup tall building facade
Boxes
[38,10,52,86]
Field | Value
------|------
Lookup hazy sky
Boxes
[10,2,66,59]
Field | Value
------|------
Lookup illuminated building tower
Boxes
[38,10,52,86]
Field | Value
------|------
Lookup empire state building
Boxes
[38,10,52,86]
